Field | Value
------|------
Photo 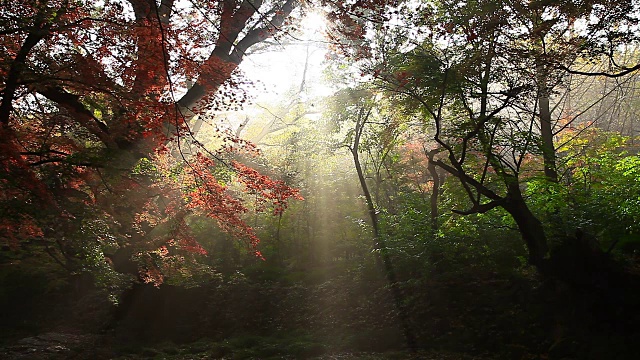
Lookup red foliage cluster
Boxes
[0,216,43,251]
[0,0,301,281]
[323,0,399,58]
[232,161,304,216]
[396,141,432,193]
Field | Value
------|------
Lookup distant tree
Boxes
[325,86,418,350]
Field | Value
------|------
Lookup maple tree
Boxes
[0,0,303,286]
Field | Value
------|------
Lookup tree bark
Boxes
[504,182,550,270]
[539,90,558,182]
[536,54,558,182]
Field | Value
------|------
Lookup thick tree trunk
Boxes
[504,183,550,270]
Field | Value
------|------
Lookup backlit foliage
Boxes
[0,0,301,287]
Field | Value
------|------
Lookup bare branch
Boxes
[559,63,640,78]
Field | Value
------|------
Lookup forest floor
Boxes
[0,332,496,360]
[4,256,640,359]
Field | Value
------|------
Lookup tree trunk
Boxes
[539,94,558,182]
[504,183,550,270]
[350,114,417,352]
[537,66,558,182]
[427,157,440,234]
[353,151,380,238]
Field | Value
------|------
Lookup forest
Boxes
[2,0,640,359]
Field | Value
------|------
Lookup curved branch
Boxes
[233,0,297,61]
[37,86,116,148]
[431,159,502,202]
[0,24,51,127]
[559,63,640,78]
[452,199,505,215]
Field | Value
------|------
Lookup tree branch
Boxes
[452,199,505,215]
[559,63,640,78]
[0,19,52,127]
[233,0,297,61]
[431,158,502,202]
[37,86,116,148]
